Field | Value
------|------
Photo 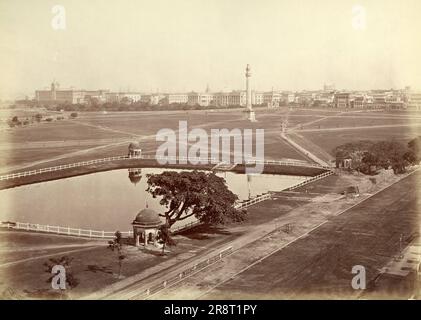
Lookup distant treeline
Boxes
[40,102,269,112]
[333,136,421,174]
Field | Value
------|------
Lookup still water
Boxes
[0,168,307,231]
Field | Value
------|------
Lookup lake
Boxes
[0,168,308,231]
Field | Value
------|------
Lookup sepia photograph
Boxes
[0,0,420,306]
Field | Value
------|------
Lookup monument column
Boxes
[245,64,256,122]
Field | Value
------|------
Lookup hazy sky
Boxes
[1,0,420,99]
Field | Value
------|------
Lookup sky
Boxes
[0,0,421,99]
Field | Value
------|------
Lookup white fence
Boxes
[171,220,202,234]
[134,246,233,300]
[0,155,129,181]
[235,192,272,210]
[0,221,133,239]
[0,155,329,182]
[285,170,334,191]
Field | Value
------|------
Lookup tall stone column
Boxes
[245,64,256,122]
[246,64,252,111]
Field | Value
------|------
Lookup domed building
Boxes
[128,141,142,158]
[132,208,164,247]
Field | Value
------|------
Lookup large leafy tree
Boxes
[334,140,410,174]
[146,170,244,227]
[405,136,421,164]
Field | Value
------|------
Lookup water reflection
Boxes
[128,168,142,185]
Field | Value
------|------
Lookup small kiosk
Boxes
[132,208,163,247]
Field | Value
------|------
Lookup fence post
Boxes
[89,230,92,238]
[68,227,70,235]
[102,230,105,238]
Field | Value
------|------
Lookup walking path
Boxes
[295,123,421,133]
[0,245,100,269]
[280,132,331,167]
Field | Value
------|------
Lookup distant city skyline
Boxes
[1,0,421,100]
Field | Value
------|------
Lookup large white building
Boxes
[35,82,109,104]
[165,93,189,104]
[187,92,215,106]
[105,92,142,103]
[408,92,421,111]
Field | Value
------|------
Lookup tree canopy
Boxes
[333,139,416,174]
[405,136,421,164]
[146,170,244,227]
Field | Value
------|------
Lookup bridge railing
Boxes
[0,154,330,182]
[0,155,129,181]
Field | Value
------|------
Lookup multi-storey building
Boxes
[139,94,165,105]
[281,92,296,104]
[187,92,215,107]
[165,93,189,104]
[296,91,316,106]
[408,92,421,111]
[35,82,109,104]
[105,92,142,103]
[263,91,281,108]
[212,91,244,107]
[350,95,365,109]
[254,91,264,105]
[333,92,350,108]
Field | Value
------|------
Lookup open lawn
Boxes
[1,109,311,172]
[300,116,421,130]
[301,126,421,155]
[1,120,130,144]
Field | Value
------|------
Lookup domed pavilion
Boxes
[128,141,142,158]
[132,208,164,247]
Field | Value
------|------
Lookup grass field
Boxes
[1,109,310,172]
[2,108,421,173]
[301,126,421,155]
